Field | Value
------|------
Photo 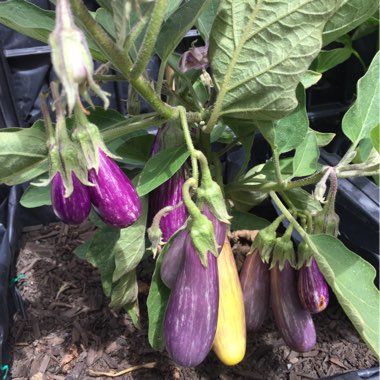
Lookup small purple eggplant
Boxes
[164,233,219,367]
[88,149,141,228]
[160,229,188,289]
[240,250,270,331]
[298,257,329,313]
[51,171,91,225]
[271,261,316,352]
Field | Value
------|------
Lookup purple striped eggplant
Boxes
[149,126,187,241]
[298,257,329,313]
[164,234,219,367]
[271,261,316,352]
[160,229,188,289]
[88,149,141,228]
[239,250,270,331]
[51,171,91,225]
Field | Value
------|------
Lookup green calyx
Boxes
[269,227,296,271]
[72,103,119,172]
[251,214,285,263]
[296,240,313,269]
[189,212,218,267]
[147,223,163,259]
[313,206,340,237]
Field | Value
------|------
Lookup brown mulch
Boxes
[10,222,378,380]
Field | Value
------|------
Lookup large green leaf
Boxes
[136,145,190,196]
[112,197,148,282]
[147,241,172,351]
[322,0,379,46]
[309,235,380,358]
[283,188,322,214]
[0,122,49,185]
[312,46,353,73]
[115,134,154,165]
[195,0,220,41]
[293,131,320,177]
[0,0,105,61]
[209,0,339,122]
[342,52,379,148]
[20,183,51,208]
[155,0,211,62]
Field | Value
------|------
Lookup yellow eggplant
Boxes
[212,237,246,365]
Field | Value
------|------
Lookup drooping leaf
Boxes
[322,0,379,46]
[136,145,190,196]
[125,300,141,329]
[112,197,148,283]
[195,0,220,41]
[147,240,172,351]
[231,210,270,231]
[83,227,120,297]
[342,52,379,148]
[209,0,339,122]
[309,234,380,358]
[301,70,322,89]
[293,131,320,177]
[155,0,211,62]
[0,122,49,185]
[109,270,138,309]
[20,184,52,208]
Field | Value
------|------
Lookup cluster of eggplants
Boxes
[51,149,141,227]
[239,242,329,352]
[148,127,187,241]
[162,205,227,367]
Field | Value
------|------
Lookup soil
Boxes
[9,222,378,380]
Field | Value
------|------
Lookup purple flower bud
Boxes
[88,149,141,228]
[179,44,209,73]
[51,172,91,224]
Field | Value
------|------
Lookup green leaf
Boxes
[293,131,320,177]
[342,52,379,147]
[20,184,51,208]
[370,124,379,153]
[274,85,309,154]
[109,270,138,309]
[83,227,120,297]
[115,134,154,165]
[195,0,220,41]
[231,210,270,231]
[312,47,353,73]
[283,188,322,214]
[95,7,116,39]
[125,300,141,329]
[147,242,171,351]
[301,70,322,89]
[0,121,49,185]
[155,0,211,62]
[312,129,336,147]
[112,197,148,283]
[136,145,190,196]
[309,235,380,358]
[88,107,126,130]
[209,0,339,121]
[322,0,379,46]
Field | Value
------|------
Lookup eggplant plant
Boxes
[0,0,379,367]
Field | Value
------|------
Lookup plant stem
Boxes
[93,74,127,82]
[69,0,177,121]
[39,92,55,146]
[130,0,167,79]
[156,58,168,96]
[182,178,201,218]
[269,191,306,240]
[179,106,199,184]
[273,148,283,184]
